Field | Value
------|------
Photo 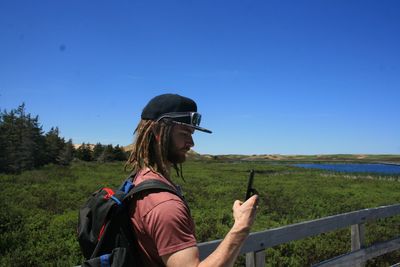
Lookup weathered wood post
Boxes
[246,250,266,267]
[351,223,366,267]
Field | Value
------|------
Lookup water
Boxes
[294,163,400,175]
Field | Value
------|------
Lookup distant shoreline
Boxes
[377,162,400,166]
[187,152,400,164]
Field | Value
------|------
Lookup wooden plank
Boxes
[351,224,365,251]
[246,251,255,267]
[198,203,400,259]
[351,223,366,267]
[313,236,400,267]
[246,250,266,267]
[198,239,220,260]
[255,250,266,267]
[240,203,400,254]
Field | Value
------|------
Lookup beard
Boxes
[167,147,187,164]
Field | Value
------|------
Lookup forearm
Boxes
[163,196,258,267]
[199,223,249,267]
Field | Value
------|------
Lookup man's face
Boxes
[168,125,195,164]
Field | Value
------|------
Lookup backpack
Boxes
[77,174,183,267]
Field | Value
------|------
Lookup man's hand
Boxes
[163,195,260,267]
[232,195,259,234]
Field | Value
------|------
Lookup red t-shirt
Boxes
[129,168,197,266]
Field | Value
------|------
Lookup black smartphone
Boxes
[245,169,255,200]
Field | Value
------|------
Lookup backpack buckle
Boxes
[102,188,122,205]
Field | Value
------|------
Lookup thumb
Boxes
[233,200,242,210]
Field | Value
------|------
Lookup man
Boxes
[125,94,258,267]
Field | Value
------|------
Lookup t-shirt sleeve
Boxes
[143,199,197,256]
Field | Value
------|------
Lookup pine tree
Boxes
[0,104,77,173]
[0,104,47,173]
[92,143,104,161]
[58,139,75,166]
[0,109,8,172]
[113,145,127,161]
[76,143,93,161]
[98,144,114,162]
[7,107,33,172]
[45,127,65,164]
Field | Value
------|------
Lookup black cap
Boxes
[141,94,212,133]
[142,94,197,119]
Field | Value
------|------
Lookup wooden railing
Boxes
[198,203,400,267]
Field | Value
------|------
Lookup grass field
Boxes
[1,158,400,266]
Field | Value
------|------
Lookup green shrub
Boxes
[1,161,399,266]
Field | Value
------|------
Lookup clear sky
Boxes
[1,0,399,155]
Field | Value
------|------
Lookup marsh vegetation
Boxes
[1,160,400,266]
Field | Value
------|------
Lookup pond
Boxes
[293,163,400,175]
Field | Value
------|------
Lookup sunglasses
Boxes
[156,112,202,127]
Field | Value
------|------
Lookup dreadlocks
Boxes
[125,119,182,179]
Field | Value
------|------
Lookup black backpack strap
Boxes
[125,179,183,200]
[124,179,190,213]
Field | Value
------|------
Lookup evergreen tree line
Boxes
[75,142,128,163]
[0,104,128,173]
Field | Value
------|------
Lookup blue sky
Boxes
[1,0,399,155]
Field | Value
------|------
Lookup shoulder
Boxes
[130,169,196,257]
[144,198,190,226]
[144,199,196,256]
[132,169,186,217]
[137,191,186,217]
[134,168,175,188]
